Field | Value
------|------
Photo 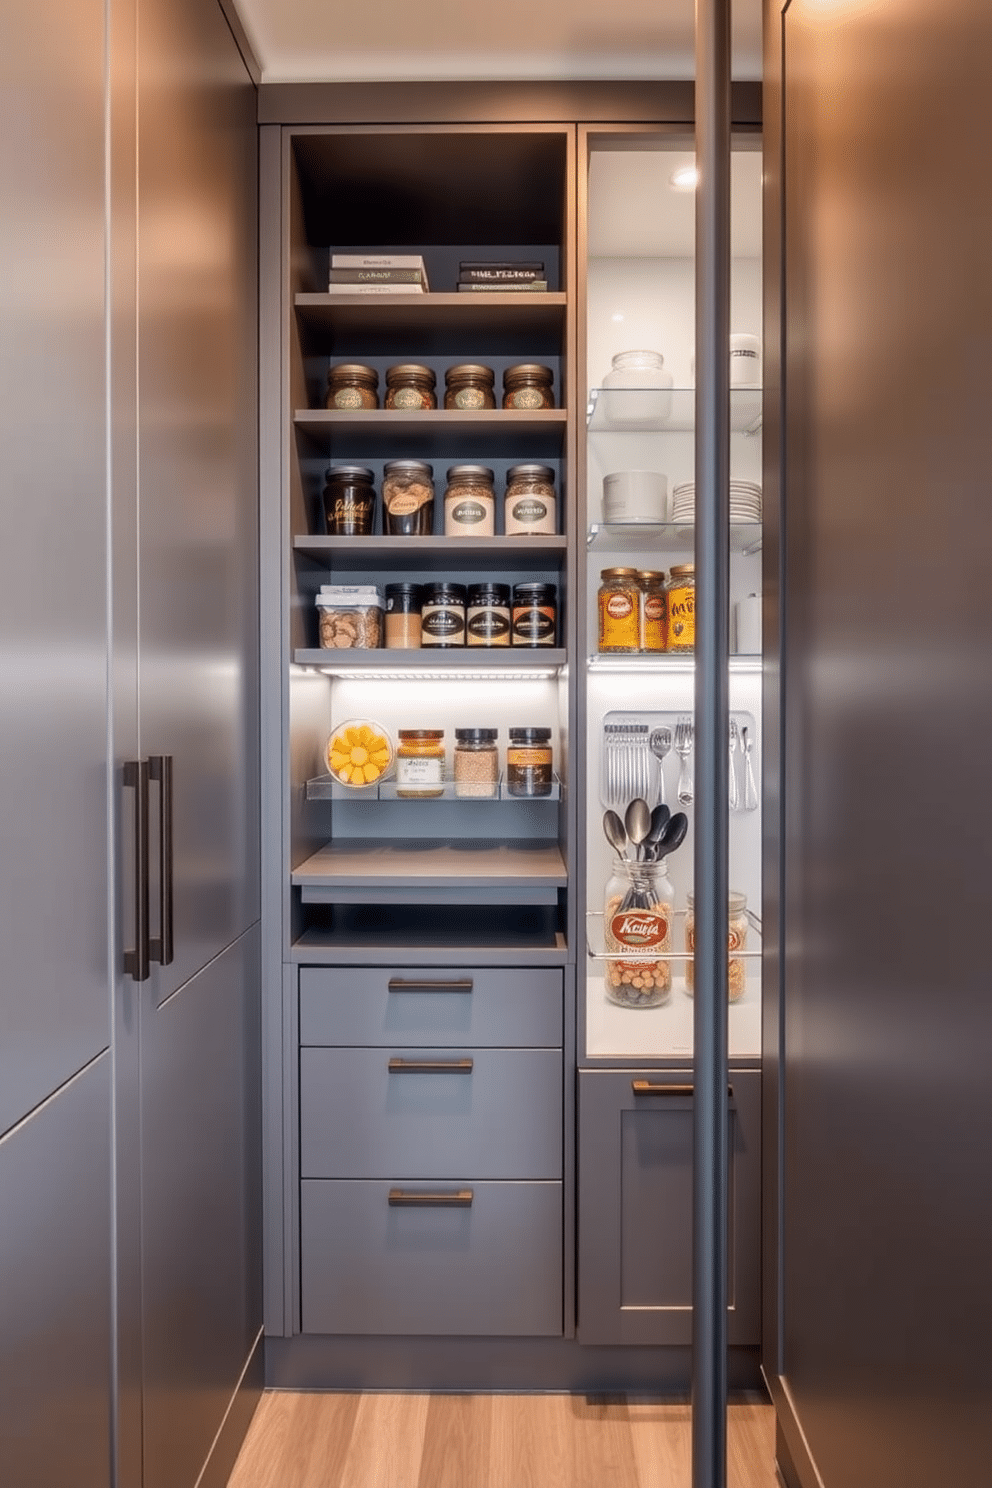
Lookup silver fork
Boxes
[741,724,759,811]
[675,716,694,805]
[649,724,672,806]
[728,719,740,812]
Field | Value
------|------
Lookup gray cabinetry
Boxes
[577,1068,760,1346]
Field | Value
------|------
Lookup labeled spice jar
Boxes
[511,582,557,647]
[384,363,437,410]
[604,856,674,1008]
[322,465,376,536]
[444,364,496,410]
[453,728,499,798]
[598,568,641,653]
[504,463,557,535]
[382,459,435,536]
[502,364,555,409]
[325,362,379,410]
[384,582,424,649]
[638,570,668,653]
[684,890,749,1002]
[666,564,696,652]
[396,730,445,798]
[506,727,553,797]
[443,465,496,537]
[466,583,511,647]
[421,582,466,647]
[315,587,383,649]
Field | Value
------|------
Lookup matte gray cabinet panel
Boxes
[300,1047,562,1180]
[301,1179,563,1336]
[577,1069,761,1346]
[299,965,563,1048]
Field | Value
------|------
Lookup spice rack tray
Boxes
[294,292,567,351]
[305,772,562,804]
[294,648,567,675]
[293,535,567,572]
[292,839,567,906]
[293,409,568,461]
[587,386,763,435]
[587,521,762,556]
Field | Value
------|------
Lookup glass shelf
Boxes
[587,520,762,555]
[586,653,762,674]
[587,385,762,434]
[586,908,762,963]
[305,772,561,803]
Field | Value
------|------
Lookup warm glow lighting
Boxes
[670,164,699,191]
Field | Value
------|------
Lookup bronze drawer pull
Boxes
[387,977,474,994]
[388,1188,474,1207]
[387,1057,474,1074]
[631,1080,735,1098]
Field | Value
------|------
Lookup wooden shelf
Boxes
[294,407,568,460]
[293,534,567,571]
[293,838,567,906]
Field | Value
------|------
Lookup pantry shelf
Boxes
[292,838,568,906]
[305,773,562,803]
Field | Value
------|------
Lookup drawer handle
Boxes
[388,1188,474,1208]
[388,1058,474,1074]
[387,978,474,994]
[631,1081,735,1098]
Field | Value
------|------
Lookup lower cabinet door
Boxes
[577,1068,761,1346]
[301,1179,563,1336]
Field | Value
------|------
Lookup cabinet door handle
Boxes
[148,755,174,966]
[387,978,474,995]
[123,760,150,982]
[388,1188,474,1208]
[631,1081,735,1099]
[387,1058,474,1075]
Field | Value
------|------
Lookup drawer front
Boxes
[299,965,563,1049]
[301,1179,563,1336]
[300,1046,562,1180]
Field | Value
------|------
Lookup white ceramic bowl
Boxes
[602,470,669,524]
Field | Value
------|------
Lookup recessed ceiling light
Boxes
[670,165,699,191]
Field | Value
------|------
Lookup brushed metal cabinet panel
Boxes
[139,926,262,1488]
[137,0,260,1007]
[0,0,110,1137]
[299,965,564,1048]
[301,1180,563,1336]
[300,1047,562,1180]
[0,1057,112,1488]
[577,1070,760,1346]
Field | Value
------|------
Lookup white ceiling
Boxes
[230,0,763,86]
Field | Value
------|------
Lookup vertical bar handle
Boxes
[123,759,150,982]
[148,755,174,966]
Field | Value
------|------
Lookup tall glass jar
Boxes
[598,567,641,653]
[504,463,557,535]
[665,564,696,652]
[443,465,496,536]
[684,890,749,1001]
[382,459,435,535]
[322,465,376,536]
[638,569,667,653]
[603,856,675,1007]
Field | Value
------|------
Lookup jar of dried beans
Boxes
[684,890,749,1002]
[604,857,675,1007]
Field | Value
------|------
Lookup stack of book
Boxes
[327,254,429,294]
[457,261,548,293]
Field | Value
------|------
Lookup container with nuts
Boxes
[603,857,674,1007]
[315,586,384,650]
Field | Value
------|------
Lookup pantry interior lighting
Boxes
[670,164,699,190]
[311,665,561,681]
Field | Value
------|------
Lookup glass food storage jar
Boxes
[443,465,496,536]
[421,582,466,647]
[638,569,668,653]
[603,856,675,1007]
[453,728,499,798]
[665,564,696,652]
[384,582,424,649]
[506,727,553,797]
[322,465,376,536]
[684,890,749,1002]
[444,364,496,409]
[384,363,437,409]
[502,364,555,409]
[396,730,445,798]
[465,583,511,647]
[511,582,557,647]
[382,459,435,536]
[325,362,379,410]
[504,463,557,535]
[598,568,641,653]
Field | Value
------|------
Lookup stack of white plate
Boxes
[671,480,762,524]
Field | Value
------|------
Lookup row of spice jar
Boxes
[326,361,557,411]
[322,461,558,538]
[597,565,696,654]
[396,727,555,799]
[316,582,558,650]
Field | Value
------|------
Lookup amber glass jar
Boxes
[506,727,553,797]
[396,730,445,798]
[598,568,641,653]
[665,564,696,652]
[322,465,376,536]
[444,364,496,410]
[384,364,437,410]
[382,460,435,536]
[638,570,668,653]
[502,364,555,409]
[325,363,379,410]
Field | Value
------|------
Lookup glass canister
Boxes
[511,582,557,647]
[502,364,556,409]
[444,364,496,410]
[684,890,749,1002]
[421,582,466,647]
[597,567,641,653]
[638,570,668,653]
[395,730,445,798]
[465,583,511,647]
[453,728,499,798]
[325,362,379,410]
[322,465,376,536]
[382,459,435,535]
[384,582,424,649]
[443,465,496,537]
[384,363,437,410]
[504,463,557,535]
[603,856,675,1007]
[665,564,696,652]
[506,727,553,797]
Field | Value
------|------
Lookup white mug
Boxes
[735,593,762,654]
[730,333,762,387]
[603,470,669,524]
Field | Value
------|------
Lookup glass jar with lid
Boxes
[444,364,496,410]
[684,890,749,1002]
[466,583,511,647]
[504,463,557,535]
[382,460,435,536]
[511,582,557,647]
[506,727,553,797]
[665,564,696,652]
[396,730,445,798]
[384,363,437,410]
[326,362,379,410]
[322,465,376,536]
[598,568,641,653]
[384,582,424,649]
[603,856,675,1008]
[453,728,499,798]
[443,465,496,537]
[421,582,466,647]
[502,364,555,409]
[637,570,668,653]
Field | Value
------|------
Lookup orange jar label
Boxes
[599,589,639,650]
[642,592,667,651]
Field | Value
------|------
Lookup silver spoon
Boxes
[624,797,652,861]
[643,802,671,860]
[603,808,629,860]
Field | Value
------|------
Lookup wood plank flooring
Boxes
[226,1390,777,1488]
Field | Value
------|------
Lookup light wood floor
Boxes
[227,1390,778,1488]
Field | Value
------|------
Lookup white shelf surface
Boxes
[587,520,762,556]
[587,385,762,434]
[585,972,762,1062]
